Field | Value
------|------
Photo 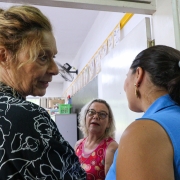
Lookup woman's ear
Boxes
[0,47,7,63]
[135,67,144,86]
[0,47,10,69]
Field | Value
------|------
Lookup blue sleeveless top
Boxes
[105,149,117,180]
[106,94,180,179]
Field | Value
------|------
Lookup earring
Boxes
[134,83,140,98]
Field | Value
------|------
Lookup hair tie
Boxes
[178,61,180,68]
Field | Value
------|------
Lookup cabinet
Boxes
[55,114,78,148]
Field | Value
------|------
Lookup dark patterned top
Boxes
[0,82,86,180]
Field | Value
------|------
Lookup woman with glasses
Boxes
[74,99,118,180]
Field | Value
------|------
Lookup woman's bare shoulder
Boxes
[116,120,174,179]
[120,119,167,140]
[107,139,118,151]
[74,138,84,150]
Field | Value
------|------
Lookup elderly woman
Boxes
[0,5,86,180]
[106,45,180,180]
[74,99,118,180]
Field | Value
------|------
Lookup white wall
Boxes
[62,13,153,94]
[45,82,63,97]
[152,0,175,47]
[62,11,125,93]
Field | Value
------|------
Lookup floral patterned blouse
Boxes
[0,82,86,180]
[76,137,114,180]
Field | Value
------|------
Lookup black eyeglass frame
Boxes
[86,109,109,119]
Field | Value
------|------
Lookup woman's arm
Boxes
[105,140,118,175]
[116,120,174,180]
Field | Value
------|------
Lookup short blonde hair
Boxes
[78,99,116,139]
[0,5,52,65]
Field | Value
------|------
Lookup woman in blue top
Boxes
[106,45,180,180]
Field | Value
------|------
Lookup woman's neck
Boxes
[85,134,105,150]
[142,90,168,112]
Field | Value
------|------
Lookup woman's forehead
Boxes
[89,102,108,111]
[41,32,57,54]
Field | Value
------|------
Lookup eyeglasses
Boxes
[87,109,109,119]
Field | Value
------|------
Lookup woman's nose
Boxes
[93,112,100,120]
[48,60,59,75]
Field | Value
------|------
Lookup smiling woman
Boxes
[0,4,86,180]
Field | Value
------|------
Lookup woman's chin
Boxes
[31,90,46,97]
[129,105,142,113]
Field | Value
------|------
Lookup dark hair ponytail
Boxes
[130,45,180,104]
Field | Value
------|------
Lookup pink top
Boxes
[76,137,114,180]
